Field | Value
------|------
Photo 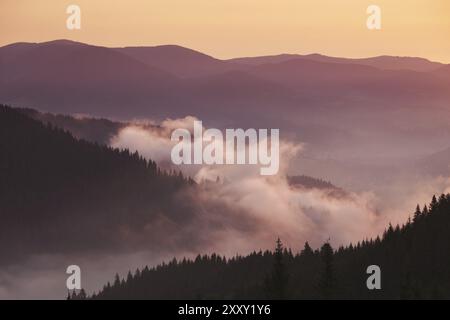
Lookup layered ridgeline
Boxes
[3,40,450,169]
[0,105,352,267]
[0,105,194,263]
[17,107,124,145]
[89,195,450,300]
[2,40,450,121]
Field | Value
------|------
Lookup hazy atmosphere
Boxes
[1,0,450,300]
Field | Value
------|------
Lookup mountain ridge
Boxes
[1,39,450,126]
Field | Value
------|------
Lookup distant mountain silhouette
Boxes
[18,107,124,145]
[304,54,444,72]
[115,45,238,77]
[287,175,337,190]
[230,53,444,72]
[0,40,178,117]
[247,58,450,99]
[432,65,450,81]
[1,39,449,121]
[287,175,349,199]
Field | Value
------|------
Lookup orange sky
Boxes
[1,0,449,62]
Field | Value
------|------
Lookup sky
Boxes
[1,0,449,62]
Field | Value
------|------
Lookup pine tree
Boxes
[126,271,133,283]
[319,242,335,299]
[413,204,422,223]
[300,242,313,257]
[264,238,289,299]
[430,195,438,212]
[113,273,121,288]
[78,288,87,300]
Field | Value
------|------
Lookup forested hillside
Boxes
[3,104,450,299]
[0,105,194,263]
[287,175,336,190]
[18,107,124,145]
[90,194,450,300]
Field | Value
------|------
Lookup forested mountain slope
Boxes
[0,105,194,264]
[91,194,450,299]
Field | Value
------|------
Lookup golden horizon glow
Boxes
[1,0,449,63]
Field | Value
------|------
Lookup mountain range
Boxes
[2,39,450,299]
[3,39,450,163]
[1,39,449,122]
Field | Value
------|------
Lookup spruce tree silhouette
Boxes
[90,193,450,300]
[413,205,422,223]
[300,242,313,257]
[319,242,335,299]
[79,289,87,300]
[264,238,289,299]
[430,195,438,212]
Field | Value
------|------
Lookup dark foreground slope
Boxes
[0,105,195,264]
[92,195,450,300]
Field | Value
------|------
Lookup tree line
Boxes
[82,193,450,300]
